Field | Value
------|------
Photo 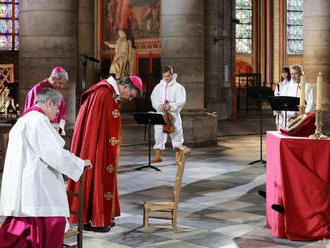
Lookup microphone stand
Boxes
[79,54,100,92]
[81,59,87,91]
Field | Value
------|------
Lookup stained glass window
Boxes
[236,0,252,54]
[287,0,303,55]
[0,0,19,51]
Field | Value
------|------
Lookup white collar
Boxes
[289,79,300,85]
[106,76,120,100]
[160,73,178,86]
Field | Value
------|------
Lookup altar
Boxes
[266,131,330,241]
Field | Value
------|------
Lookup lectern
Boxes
[268,96,299,129]
[133,112,166,171]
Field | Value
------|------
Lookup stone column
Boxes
[19,0,78,125]
[161,0,218,145]
[303,0,330,132]
[204,0,235,119]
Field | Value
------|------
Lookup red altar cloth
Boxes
[266,131,330,241]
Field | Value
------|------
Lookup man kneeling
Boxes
[0,88,92,248]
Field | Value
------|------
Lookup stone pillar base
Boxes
[182,110,218,147]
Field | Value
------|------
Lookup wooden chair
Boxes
[143,146,191,233]
[63,173,85,248]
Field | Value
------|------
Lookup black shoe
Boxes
[91,226,111,232]
[272,204,285,214]
[258,190,266,199]
[82,223,92,231]
[110,219,116,227]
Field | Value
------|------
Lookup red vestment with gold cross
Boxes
[67,80,121,227]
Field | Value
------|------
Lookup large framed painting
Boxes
[105,0,161,41]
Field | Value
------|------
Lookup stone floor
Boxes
[1,114,330,247]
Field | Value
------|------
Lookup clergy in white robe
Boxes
[277,65,314,129]
[274,67,290,130]
[0,88,91,248]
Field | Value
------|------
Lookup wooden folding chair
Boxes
[143,146,191,233]
[63,173,85,248]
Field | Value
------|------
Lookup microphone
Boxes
[80,54,100,63]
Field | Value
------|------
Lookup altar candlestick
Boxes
[316,72,322,110]
[300,75,305,108]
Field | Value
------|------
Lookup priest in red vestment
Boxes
[67,75,142,232]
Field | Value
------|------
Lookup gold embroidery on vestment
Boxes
[107,164,114,173]
[109,137,118,145]
[112,109,120,118]
[104,192,112,200]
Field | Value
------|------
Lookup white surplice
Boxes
[0,110,84,217]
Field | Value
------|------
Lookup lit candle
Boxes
[316,72,322,110]
[300,75,305,108]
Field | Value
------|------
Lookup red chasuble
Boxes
[67,80,121,227]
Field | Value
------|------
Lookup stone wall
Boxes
[19,0,78,126]
[303,0,330,133]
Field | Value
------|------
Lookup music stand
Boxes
[268,96,299,129]
[133,112,166,171]
[247,87,274,165]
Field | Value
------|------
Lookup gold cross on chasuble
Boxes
[112,109,120,118]
[104,192,113,201]
[107,164,114,173]
[109,137,118,146]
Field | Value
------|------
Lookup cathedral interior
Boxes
[0,0,329,247]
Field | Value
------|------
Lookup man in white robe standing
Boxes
[0,88,92,248]
[281,65,314,128]
[150,65,186,164]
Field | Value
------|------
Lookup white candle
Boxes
[316,72,322,110]
[300,75,305,108]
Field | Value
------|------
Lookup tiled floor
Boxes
[1,116,330,247]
